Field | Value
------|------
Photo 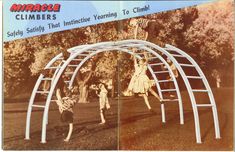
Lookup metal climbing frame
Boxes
[67,44,183,124]
[25,39,220,144]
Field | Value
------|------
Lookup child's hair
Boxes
[129,18,137,26]
[100,83,108,90]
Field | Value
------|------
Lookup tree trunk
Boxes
[78,83,89,103]
[111,77,115,98]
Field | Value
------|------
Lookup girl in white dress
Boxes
[128,52,162,110]
[96,83,110,124]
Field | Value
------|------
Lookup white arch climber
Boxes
[65,44,184,124]
[67,46,183,124]
[123,40,221,143]
[25,39,220,144]
[25,42,183,143]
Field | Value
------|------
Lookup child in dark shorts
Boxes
[55,74,76,142]
[60,109,74,123]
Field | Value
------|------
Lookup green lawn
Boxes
[3,87,234,150]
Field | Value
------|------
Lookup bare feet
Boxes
[64,138,70,142]
[99,121,106,125]
[149,109,156,114]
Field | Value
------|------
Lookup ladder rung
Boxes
[179,64,195,67]
[32,104,45,108]
[64,81,70,83]
[161,89,176,92]
[150,63,164,66]
[158,79,173,83]
[136,52,151,55]
[196,104,213,107]
[36,91,49,94]
[192,89,208,92]
[171,54,184,58]
[165,48,176,51]
[78,54,88,56]
[79,53,90,55]
[162,99,179,101]
[154,71,169,74]
[51,100,57,102]
[85,50,94,53]
[47,66,61,69]
[64,71,73,75]
[67,65,78,67]
[57,57,64,60]
[149,57,158,60]
[72,59,83,61]
[186,76,203,79]
[42,78,52,81]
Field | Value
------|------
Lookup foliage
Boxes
[4,39,34,97]
[185,0,234,70]
[4,1,234,98]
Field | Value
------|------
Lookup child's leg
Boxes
[100,109,106,124]
[105,99,110,109]
[149,88,162,102]
[143,94,151,110]
[64,123,73,142]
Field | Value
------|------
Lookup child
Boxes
[129,18,163,44]
[55,76,76,142]
[128,51,162,111]
[96,83,110,124]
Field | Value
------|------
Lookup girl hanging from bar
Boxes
[128,50,163,111]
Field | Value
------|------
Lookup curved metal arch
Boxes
[25,53,63,140]
[121,40,203,143]
[119,39,220,143]
[165,44,220,139]
[25,39,220,144]
[40,42,116,143]
[25,44,92,140]
[66,47,183,124]
[39,41,183,143]
[67,46,183,124]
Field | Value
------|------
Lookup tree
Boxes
[4,39,34,97]
[125,7,198,47]
[4,5,202,99]
[185,0,234,85]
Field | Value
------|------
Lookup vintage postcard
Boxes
[2,0,234,151]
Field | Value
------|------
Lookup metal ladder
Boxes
[25,52,89,143]
[25,54,64,141]
[136,50,184,124]
[25,40,220,144]
[164,44,221,143]
[122,39,221,143]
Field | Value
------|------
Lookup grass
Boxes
[3,87,234,150]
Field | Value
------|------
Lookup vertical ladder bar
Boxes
[25,75,44,140]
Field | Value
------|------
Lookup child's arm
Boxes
[96,90,100,97]
[134,24,139,39]
[144,31,148,41]
[56,89,63,107]
[144,51,149,63]
[133,54,137,66]
[56,89,68,110]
